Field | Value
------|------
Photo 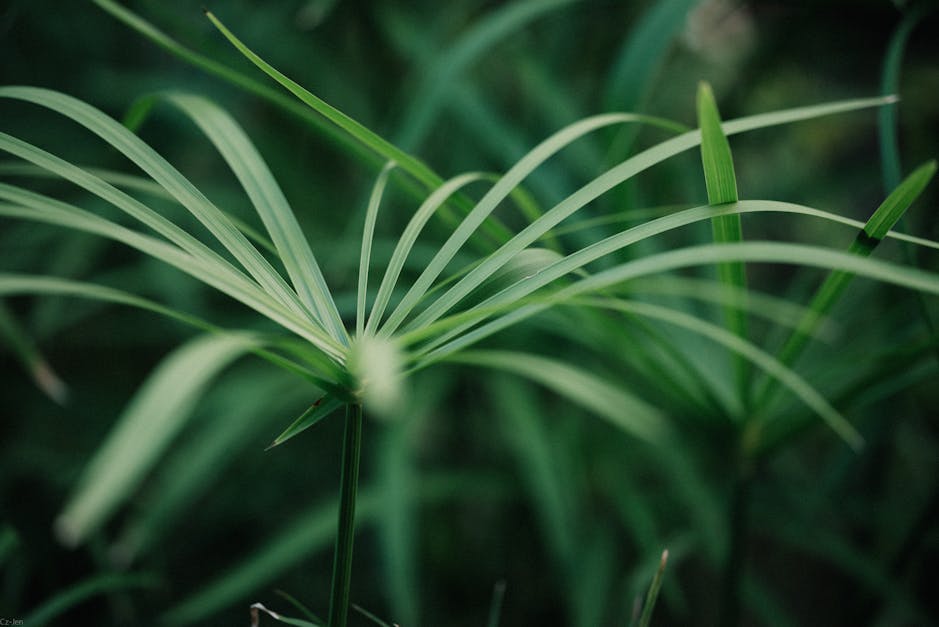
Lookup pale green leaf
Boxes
[448,350,668,443]
[55,333,254,546]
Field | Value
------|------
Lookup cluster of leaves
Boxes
[1,1,937,626]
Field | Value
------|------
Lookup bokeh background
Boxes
[1,1,938,625]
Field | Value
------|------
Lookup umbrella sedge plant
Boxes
[1,8,938,627]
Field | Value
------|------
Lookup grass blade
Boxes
[878,4,933,191]
[161,93,348,343]
[55,333,254,546]
[697,81,748,407]
[637,550,669,627]
[250,603,318,627]
[0,159,278,255]
[90,0,377,170]
[202,9,511,247]
[0,194,343,361]
[366,171,489,335]
[603,0,699,158]
[404,199,939,361]
[268,396,344,449]
[379,112,686,337]
[275,590,325,625]
[111,371,312,565]
[0,273,341,391]
[0,86,310,320]
[0,133,288,305]
[448,350,668,443]
[24,572,158,627]
[416,239,939,390]
[403,97,894,334]
[0,301,68,403]
[579,298,862,450]
[358,162,396,337]
[757,160,937,409]
[390,0,579,150]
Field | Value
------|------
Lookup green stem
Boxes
[328,403,364,627]
[719,455,752,627]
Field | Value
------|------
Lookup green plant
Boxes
[2,2,937,626]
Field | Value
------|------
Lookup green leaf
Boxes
[366,171,489,335]
[390,0,579,150]
[250,603,319,627]
[0,301,67,403]
[358,162,397,337]
[878,4,933,191]
[379,112,685,337]
[268,396,344,449]
[757,160,937,409]
[0,87,311,322]
[406,199,939,362]
[697,82,739,205]
[161,93,348,343]
[638,550,669,627]
[862,159,937,243]
[201,9,514,247]
[698,81,747,405]
[90,0,377,170]
[402,96,894,335]
[448,350,669,443]
[416,239,939,385]
[0,159,278,255]
[24,573,158,627]
[0,273,341,391]
[0,189,342,360]
[579,298,862,450]
[55,333,254,546]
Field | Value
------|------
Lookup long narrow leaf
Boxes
[0,87,310,320]
[24,573,158,627]
[415,240,939,371]
[55,333,254,546]
[378,112,687,337]
[448,350,668,443]
[161,93,347,343]
[584,298,862,448]
[391,0,579,150]
[358,163,396,336]
[0,301,67,403]
[0,273,341,391]
[0,159,278,254]
[0,194,343,360]
[756,160,937,408]
[404,199,939,358]
[268,396,345,449]
[698,81,748,405]
[366,171,490,335]
[402,97,895,334]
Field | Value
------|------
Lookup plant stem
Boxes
[328,403,364,627]
[719,454,752,627]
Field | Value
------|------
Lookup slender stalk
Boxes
[328,403,364,627]
[637,549,669,627]
[718,453,753,627]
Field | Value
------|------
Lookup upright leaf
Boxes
[697,81,748,407]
